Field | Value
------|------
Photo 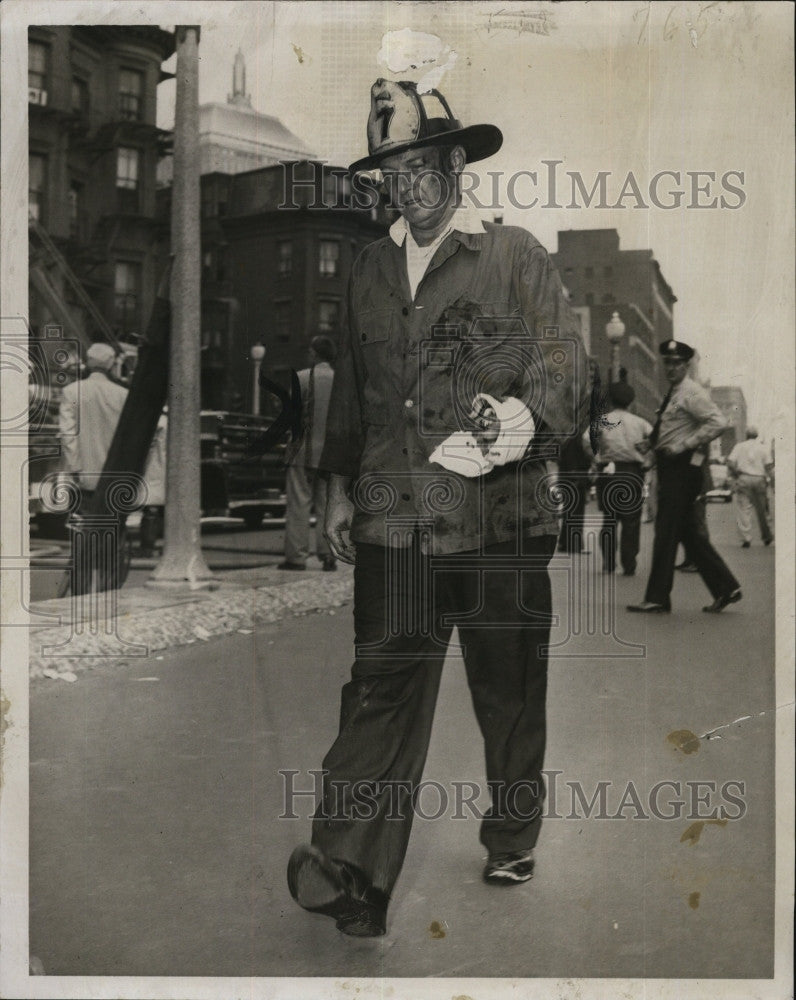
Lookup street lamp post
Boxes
[605,311,626,382]
[251,343,266,415]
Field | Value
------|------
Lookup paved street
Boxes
[29,502,776,979]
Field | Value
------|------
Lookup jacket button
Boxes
[361,333,367,342]
[401,493,411,501]
[402,447,408,455]
[404,399,414,408]
[402,306,409,316]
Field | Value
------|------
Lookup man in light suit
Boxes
[59,342,128,503]
[279,335,337,571]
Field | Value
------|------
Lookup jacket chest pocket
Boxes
[358,308,394,425]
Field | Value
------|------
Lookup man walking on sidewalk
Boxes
[279,336,338,572]
[59,343,128,506]
[727,426,774,547]
[628,339,741,615]
[594,380,651,576]
[286,78,588,937]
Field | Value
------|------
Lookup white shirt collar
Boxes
[388,197,486,247]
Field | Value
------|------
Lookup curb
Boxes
[29,570,353,681]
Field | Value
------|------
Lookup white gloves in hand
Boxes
[428,394,535,478]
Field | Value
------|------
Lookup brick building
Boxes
[157,161,390,410]
[553,229,676,422]
[28,25,175,349]
[710,385,748,455]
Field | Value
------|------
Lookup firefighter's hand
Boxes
[468,403,500,456]
[324,476,356,564]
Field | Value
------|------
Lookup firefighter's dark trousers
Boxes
[311,532,557,897]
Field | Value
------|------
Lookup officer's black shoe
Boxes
[627,601,671,613]
[287,844,388,937]
[675,561,698,572]
[702,588,742,613]
[483,849,535,886]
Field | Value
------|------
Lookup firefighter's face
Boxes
[380,146,462,235]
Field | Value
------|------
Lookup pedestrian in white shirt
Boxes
[727,427,773,546]
[594,380,652,575]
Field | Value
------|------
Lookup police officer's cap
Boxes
[659,339,695,361]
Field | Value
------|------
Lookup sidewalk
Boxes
[28,555,354,681]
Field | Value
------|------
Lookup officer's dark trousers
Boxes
[644,453,739,607]
[311,532,557,897]
[597,463,644,575]
[557,475,588,553]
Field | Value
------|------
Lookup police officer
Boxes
[628,339,741,614]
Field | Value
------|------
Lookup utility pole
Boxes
[150,25,213,587]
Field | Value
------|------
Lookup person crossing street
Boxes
[628,339,741,614]
[727,426,774,547]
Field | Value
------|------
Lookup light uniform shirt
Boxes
[597,408,653,463]
[389,199,486,299]
[727,438,770,477]
[655,375,726,454]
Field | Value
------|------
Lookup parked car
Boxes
[200,411,287,528]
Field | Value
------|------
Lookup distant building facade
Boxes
[28,25,175,347]
[710,386,747,455]
[553,228,676,422]
[157,161,390,410]
[157,51,315,186]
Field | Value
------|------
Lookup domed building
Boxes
[157,50,315,185]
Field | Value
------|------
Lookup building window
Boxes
[319,240,340,278]
[29,154,47,222]
[278,240,293,277]
[116,147,140,213]
[28,41,48,94]
[71,77,89,116]
[274,301,291,344]
[323,171,350,208]
[602,292,615,303]
[68,181,83,239]
[119,68,144,121]
[114,261,141,334]
[201,186,215,218]
[585,292,594,306]
[603,265,613,279]
[318,300,340,334]
[584,266,594,280]
[216,247,227,283]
